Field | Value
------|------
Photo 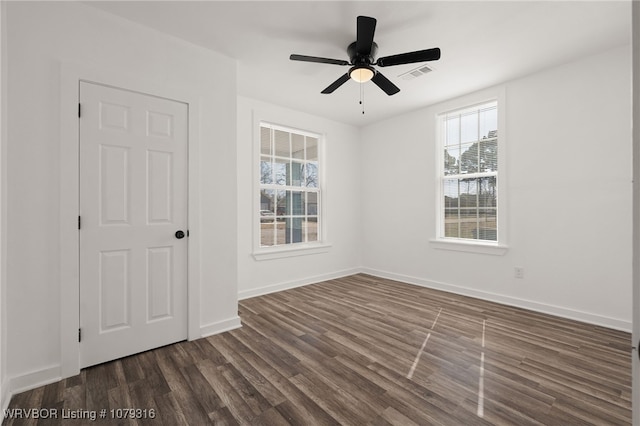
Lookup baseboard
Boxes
[361,268,632,333]
[199,316,242,338]
[8,365,61,397]
[238,268,361,300]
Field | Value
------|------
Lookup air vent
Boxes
[399,64,433,81]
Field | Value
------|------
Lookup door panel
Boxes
[100,145,130,225]
[99,249,130,331]
[147,150,173,224]
[79,82,188,368]
[147,246,173,321]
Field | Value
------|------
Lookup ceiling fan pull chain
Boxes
[360,83,365,115]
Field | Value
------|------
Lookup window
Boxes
[259,123,321,248]
[438,101,498,243]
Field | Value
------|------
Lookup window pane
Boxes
[292,134,305,159]
[291,161,304,187]
[260,157,273,184]
[460,143,478,174]
[305,162,319,187]
[260,220,275,246]
[459,178,478,209]
[479,106,497,140]
[444,208,460,238]
[479,178,497,241]
[461,111,478,143]
[444,147,459,175]
[479,177,497,208]
[305,218,318,242]
[286,218,303,244]
[307,137,318,161]
[306,192,318,216]
[274,158,288,185]
[443,179,461,237]
[276,190,288,216]
[260,127,272,155]
[276,220,286,245]
[260,189,275,214]
[290,191,305,215]
[447,178,485,240]
[479,139,497,173]
[446,116,459,146]
[274,130,290,157]
[443,179,459,208]
[260,188,276,246]
[477,208,497,241]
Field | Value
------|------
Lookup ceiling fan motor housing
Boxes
[348,41,378,65]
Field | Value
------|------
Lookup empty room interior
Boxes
[1,0,639,424]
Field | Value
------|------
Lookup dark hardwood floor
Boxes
[3,274,632,425]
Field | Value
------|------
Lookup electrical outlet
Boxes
[514,267,524,279]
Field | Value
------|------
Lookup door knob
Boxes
[175,230,185,239]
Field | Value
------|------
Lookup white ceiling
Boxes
[88,1,631,127]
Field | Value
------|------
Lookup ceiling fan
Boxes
[290,16,441,96]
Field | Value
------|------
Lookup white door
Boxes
[79,82,188,368]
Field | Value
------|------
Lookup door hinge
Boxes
[78,103,81,118]
[78,328,82,343]
[78,216,81,230]
[187,230,190,237]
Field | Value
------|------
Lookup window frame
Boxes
[253,121,330,260]
[431,89,508,255]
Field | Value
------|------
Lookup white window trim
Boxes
[253,242,332,261]
[431,87,508,255]
[252,118,329,260]
[429,238,508,256]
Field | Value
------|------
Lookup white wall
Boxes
[631,1,639,423]
[237,97,361,298]
[0,0,7,413]
[361,45,632,331]
[5,1,238,393]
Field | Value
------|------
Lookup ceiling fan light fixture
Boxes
[349,65,375,83]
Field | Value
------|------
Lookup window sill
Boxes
[253,242,332,261]
[429,239,508,256]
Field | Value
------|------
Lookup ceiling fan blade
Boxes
[371,72,400,96]
[290,54,349,66]
[321,73,351,94]
[356,16,377,56]
[377,48,441,67]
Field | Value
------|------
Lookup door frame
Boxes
[60,63,202,379]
